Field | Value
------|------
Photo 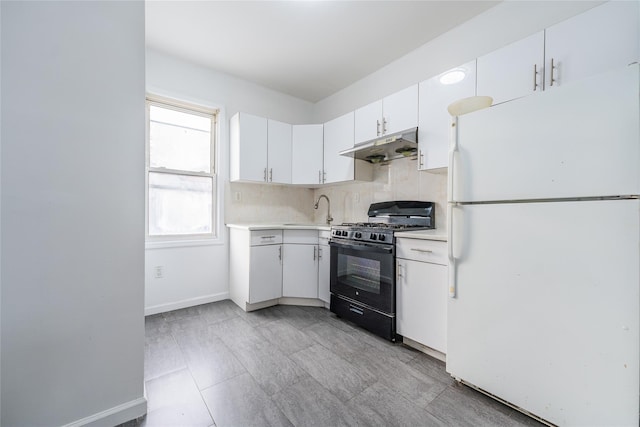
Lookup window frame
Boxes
[145,94,219,243]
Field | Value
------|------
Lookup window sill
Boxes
[145,237,224,250]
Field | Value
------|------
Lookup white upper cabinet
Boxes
[477,2,639,105]
[323,111,355,184]
[230,113,291,183]
[292,124,324,185]
[354,85,419,145]
[544,1,639,90]
[354,99,383,144]
[230,112,268,182]
[418,61,476,171]
[382,84,419,136]
[476,32,545,105]
[267,119,292,184]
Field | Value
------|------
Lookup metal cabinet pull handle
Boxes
[313,246,317,260]
[533,64,539,91]
[261,235,276,239]
[411,248,433,253]
[382,117,387,135]
[349,305,364,315]
[550,58,557,87]
[376,119,381,136]
[418,150,424,169]
[318,247,323,259]
[323,170,326,184]
[397,263,403,279]
[318,170,322,184]
[278,246,282,261]
[269,168,273,182]
[263,168,267,182]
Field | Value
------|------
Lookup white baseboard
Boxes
[278,297,325,307]
[402,337,446,362]
[145,292,229,316]
[62,397,147,427]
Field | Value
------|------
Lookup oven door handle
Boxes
[329,241,393,254]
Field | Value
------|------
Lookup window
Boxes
[146,95,218,240]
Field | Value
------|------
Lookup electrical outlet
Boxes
[154,266,163,279]
[234,191,242,201]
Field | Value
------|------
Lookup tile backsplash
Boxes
[313,158,447,230]
[225,181,315,224]
[225,157,447,231]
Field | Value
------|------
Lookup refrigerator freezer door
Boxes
[447,199,639,426]
[451,64,639,203]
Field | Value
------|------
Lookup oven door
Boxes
[330,239,395,314]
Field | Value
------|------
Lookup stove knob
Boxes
[355,232,362,238]
[338,230,345,236]
[370,233,377,240]
[378,234,386,241]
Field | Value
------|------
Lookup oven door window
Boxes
[338,254,382,294]
[330,242,394,314]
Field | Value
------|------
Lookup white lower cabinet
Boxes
[282,244,319,298]
[230,227,329,310]
[250,244,283,303]
[282,230,319,299]
[396,238,448,353]
[229,228,283,310]
[318,232,330,304]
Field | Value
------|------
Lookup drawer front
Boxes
[250,229,283,246]
[396,238,447,265]
[283,229,318,244]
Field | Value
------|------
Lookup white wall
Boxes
[313,1,603,122]
[1,2,146,426]
[145,49,314,314]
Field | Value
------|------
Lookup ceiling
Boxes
[145,1,499,103]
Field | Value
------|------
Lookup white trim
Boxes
[62,397,147,427]
[278,297,325,307]
[402,336,446,362]
[145,292,229,316]
[145,237,225,250]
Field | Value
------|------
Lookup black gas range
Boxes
[329,201,435,341]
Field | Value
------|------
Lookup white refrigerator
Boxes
[447,64,639,426]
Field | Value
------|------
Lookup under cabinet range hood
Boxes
[339,127,418,163]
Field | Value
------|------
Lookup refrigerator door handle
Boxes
[447,203,457,298]
[448,116,459,202]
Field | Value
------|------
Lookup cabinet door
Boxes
[249,245,282,303]
[292,124,324,185]
[418,61,476,171]
[282,244,318,298]
[318,244,330,303]
[230,112,268,182]
[477,32,544,105]
[354,99,383,144]
[382,84,418,135]
[323,111,354,184]
[396,259,447,353]
[267,119,292,184]
[544,1,639,90]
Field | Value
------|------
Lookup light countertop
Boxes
[226,223,332,231]
[394,229,447,242]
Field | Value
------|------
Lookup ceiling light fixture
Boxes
[439,69,466,85]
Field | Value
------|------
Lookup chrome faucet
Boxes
[314,194,333,225]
